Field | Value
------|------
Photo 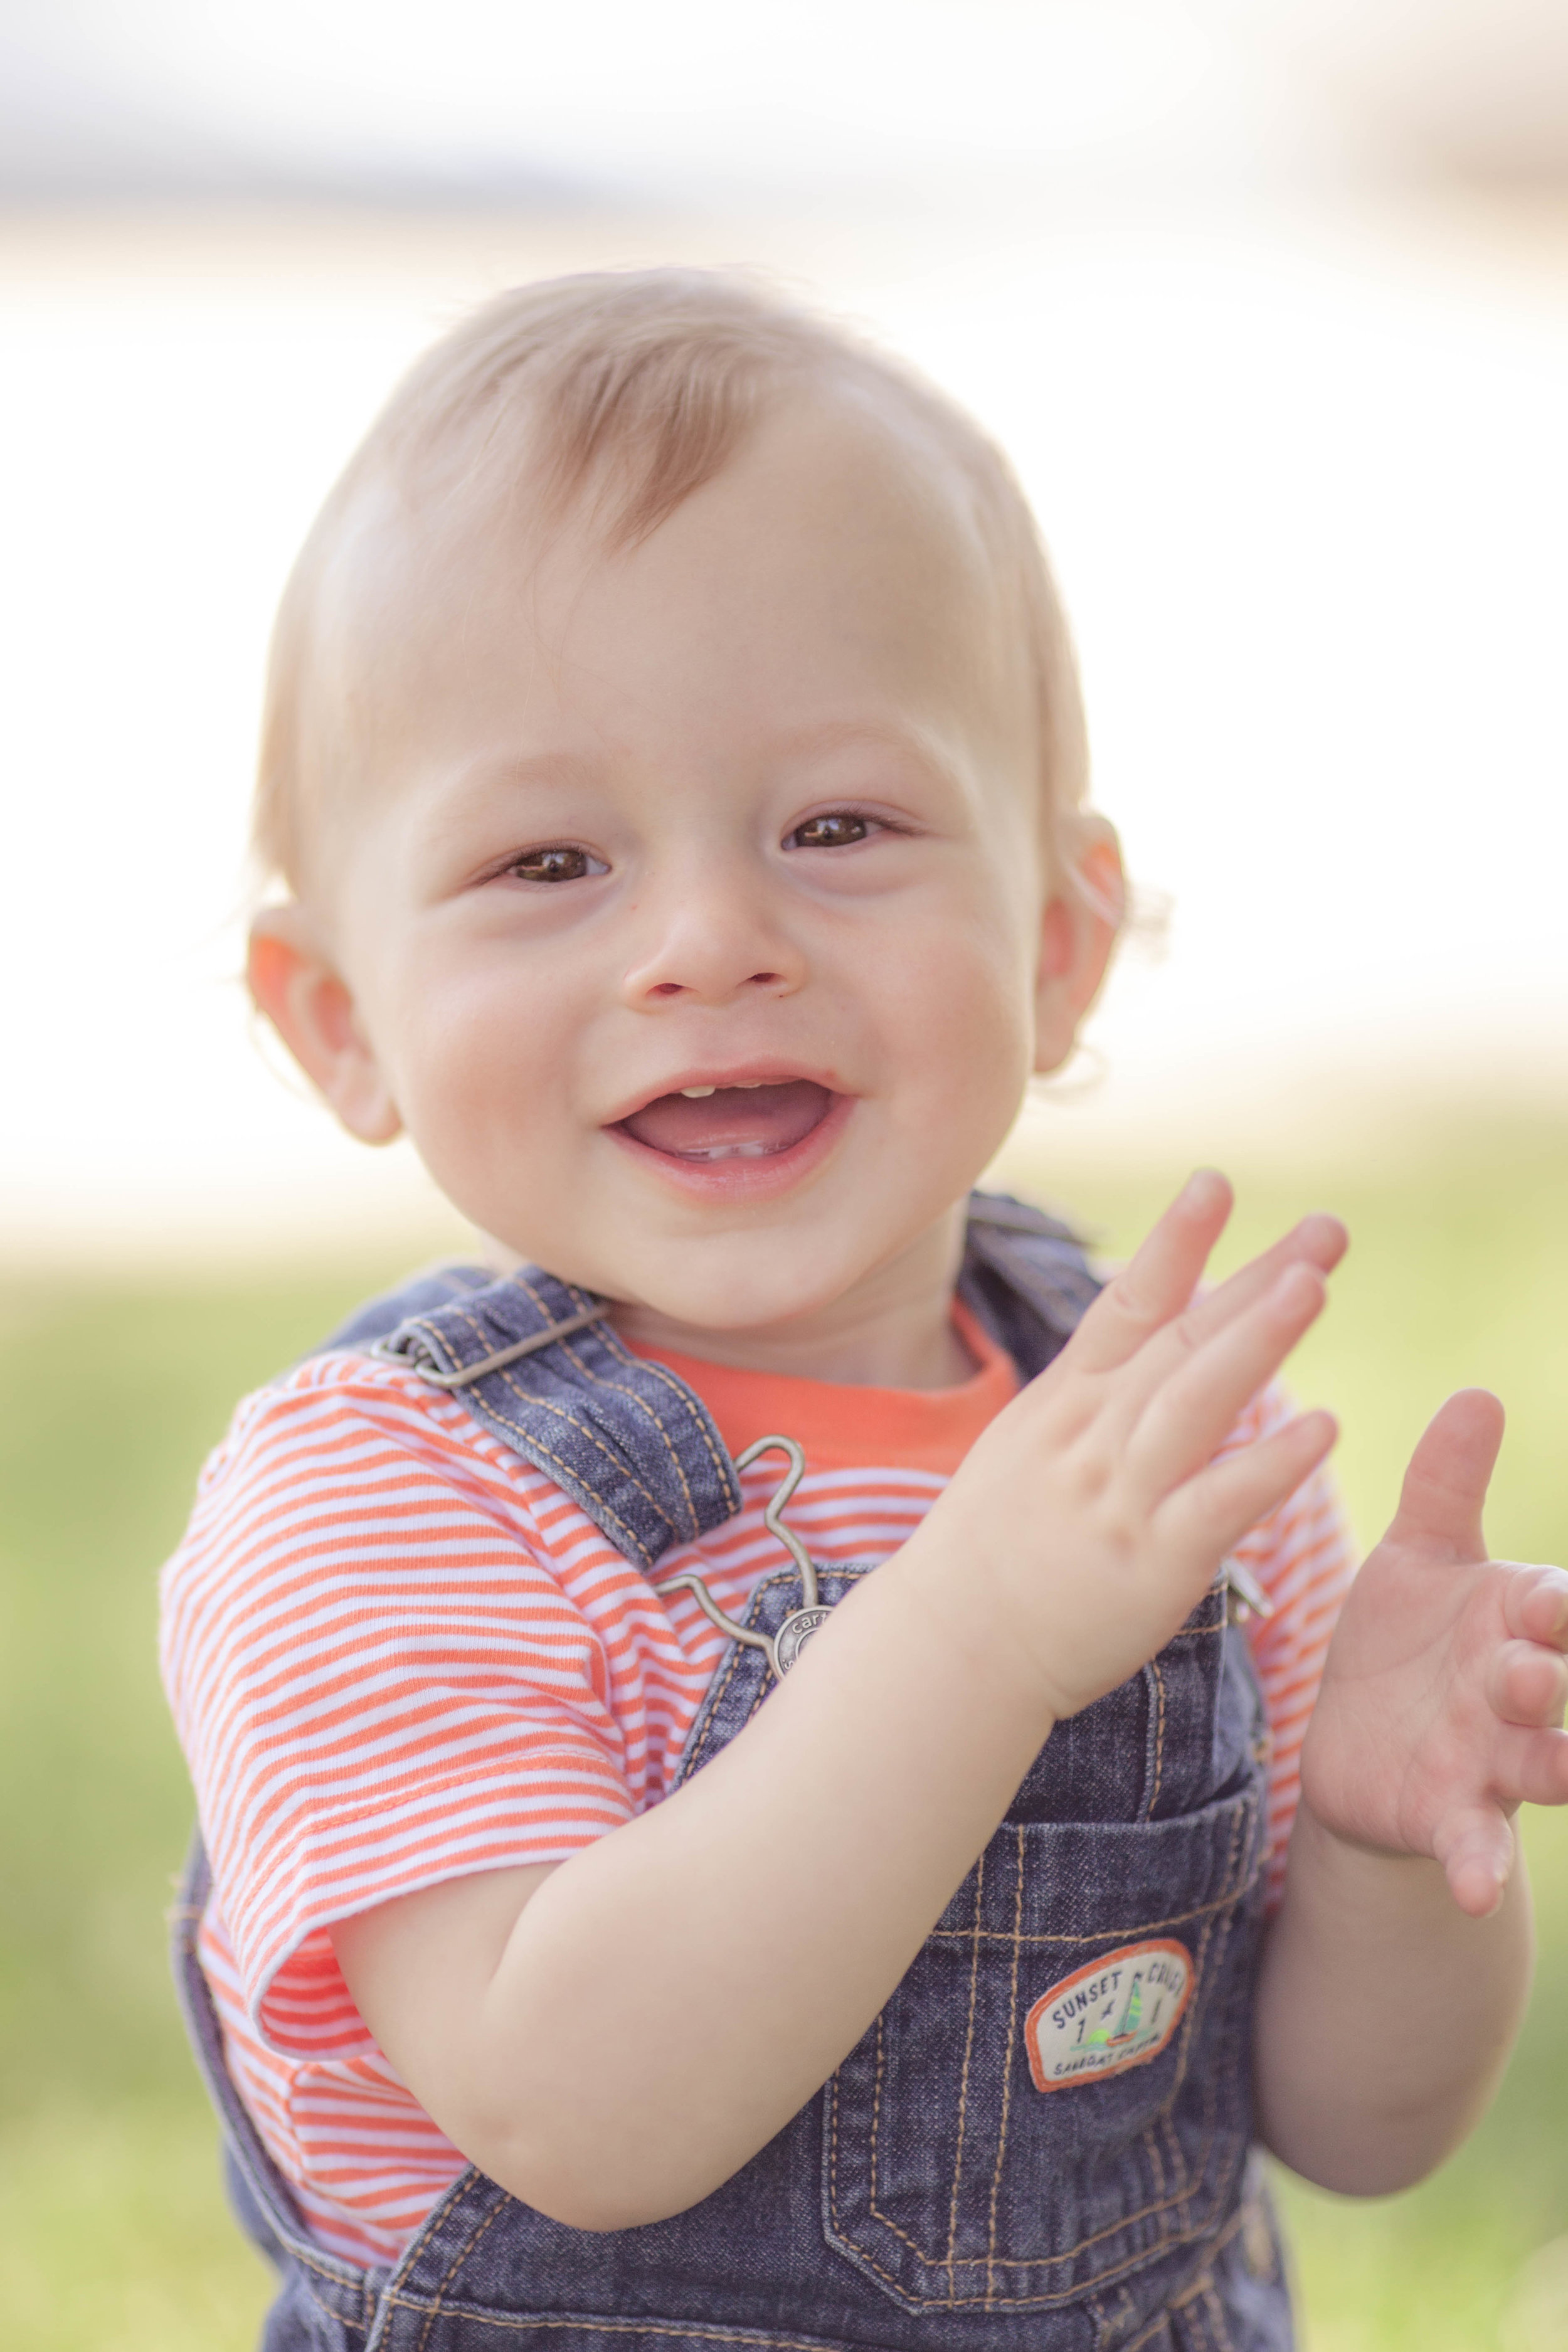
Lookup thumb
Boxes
[1385,1389,1504,1562]
[1433,1800,1515,1919]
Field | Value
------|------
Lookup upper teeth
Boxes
[679,1083,766,1097]
[680,1086,717,1098]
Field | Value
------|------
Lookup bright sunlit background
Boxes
[3,0,1567,1258]
[1,6,1566,2348]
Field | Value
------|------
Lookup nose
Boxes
[619,859,805,1010]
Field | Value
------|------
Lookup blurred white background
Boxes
[1,0,1565,1260]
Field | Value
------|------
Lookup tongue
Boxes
[621,1081,832,1162]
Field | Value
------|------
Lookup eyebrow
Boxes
[761,718,975,798]
[440,748,603,798]
[435,718,970,797]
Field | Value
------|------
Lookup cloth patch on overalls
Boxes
[1025,1938,1194,2091]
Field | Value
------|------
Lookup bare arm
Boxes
[1255,1809,1531,2193]
[333,1174,1342,2229]
[335,1549,1056,2228]
[1255,1392,1568,2191]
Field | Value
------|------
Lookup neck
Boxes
[609,1209,975,1390]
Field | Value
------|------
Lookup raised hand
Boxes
[920,1169,1343,1722]
[1301,1390,1568,1918]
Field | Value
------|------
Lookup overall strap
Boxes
[959,1189,1103,1377]
[361,1266,743,1574]
[319,1192,1100,1574]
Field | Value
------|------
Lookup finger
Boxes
[1125,1263,1330,1502]
[1493,1722,1568,1810]
[1433,1803,1515,1919]
[1066,1170,1232,1373]
[1174,1211,1347,1350]
[1153,1410,1338,1577]
[1089,1214,1345,1441]
[1503,1565,1568,1651]
[1383,1390,1503,1564]
[1488,1638,1568,1730]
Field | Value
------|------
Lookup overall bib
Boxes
[172,1194,1293,2352]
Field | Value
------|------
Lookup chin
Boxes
[627,1234,877,1338]
[642,1274,847,1338]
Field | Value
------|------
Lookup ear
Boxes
[246,904,402,1144]
[1032,819,1125,1077]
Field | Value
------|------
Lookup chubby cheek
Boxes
[375,954,586,1236]
[871,914,1034,1168]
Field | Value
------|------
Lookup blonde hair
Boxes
[253,269,1092,894]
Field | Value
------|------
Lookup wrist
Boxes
[1285,1796,1458,1933]
[884,1520,1061,1744]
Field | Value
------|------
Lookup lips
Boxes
[617,1079,834,1163]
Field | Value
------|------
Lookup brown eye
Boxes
[788,812,871,850]
[510,845,600,884]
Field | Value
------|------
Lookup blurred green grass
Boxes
[2,1120,1566,2349]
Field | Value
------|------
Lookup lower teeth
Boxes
[675,1141,777,1162]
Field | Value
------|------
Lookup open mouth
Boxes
[615,1079,836,1163]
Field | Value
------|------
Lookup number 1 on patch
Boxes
[1024,1939,1195,2092]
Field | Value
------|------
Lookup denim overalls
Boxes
[173,1192,1293,2352]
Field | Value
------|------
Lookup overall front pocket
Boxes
[821,1788,1264,2318]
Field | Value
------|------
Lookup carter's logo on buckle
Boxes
[1025,1939,1194,2092]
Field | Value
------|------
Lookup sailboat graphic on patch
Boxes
[1084,1973,1143,2050]
[1025,1941,1194,2092]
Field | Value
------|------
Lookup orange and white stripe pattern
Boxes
[160,1318,1353,2267]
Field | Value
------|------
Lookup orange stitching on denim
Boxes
[388,2307,877,2346]
[869,2013,886,2225]
[1202,2280,1237,2352]
[835,1926,1254,2286]
[830,2094,1251,2309]
[679,1565,836,1776]
[830,1883,1254,2282]
[412,2197,516,2352]
[1148,1659,1167,1816]
[679,1599,758,1771]
[1147,1907,1221,2213]
[926,1885,1241,1944]
[291,2267,369,2332]
[982,1825,1027,2304]
[1144,2094,1168,2202]
[432,1300,662,1544]
[1088,2200,1251,2349]
[817,1639,1258,2304]
[513,1278,706,1537]
[943,1845,985,2294]
[926,1802,1259,1947]
[433,1298,682,1540]
[859,2015,951,2268]
[580,1313,737,1517]
[842,1983,1242,2275]
[819,2196,1241,2312]
[493,1370,679,1531]
[1122,2295,1182,2352]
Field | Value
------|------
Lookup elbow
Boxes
[504,2176,704,2236]
[1266,2145,1440,2200]
[454,2117,728,2234]
[1258,2107,1471,2200]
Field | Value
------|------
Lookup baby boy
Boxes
[162,272,1568,2352]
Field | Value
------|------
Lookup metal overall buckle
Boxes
[655,1434,829,1679]
[1221,1555,1274,1624]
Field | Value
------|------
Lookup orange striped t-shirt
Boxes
[159,1303,1353,2269]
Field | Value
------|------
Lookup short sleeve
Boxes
[1221,1384,1359,1904]
[159,1357,644,2058]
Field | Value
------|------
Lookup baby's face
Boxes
[279,394,1102,1338]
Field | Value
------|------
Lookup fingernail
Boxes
[1180,1168,1226,1210]
[1300,1212,1348,1254]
